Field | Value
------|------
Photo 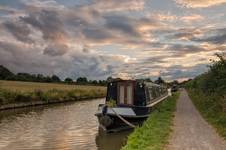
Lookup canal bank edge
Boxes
[0,95,105,111]
[121,92,179,150]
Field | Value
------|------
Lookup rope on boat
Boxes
[106,91,171,129]
[109,108,136,128]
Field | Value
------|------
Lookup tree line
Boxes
[0,65,180,86]
[0,65,107,86]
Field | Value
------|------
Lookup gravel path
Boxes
[166,89,226,150]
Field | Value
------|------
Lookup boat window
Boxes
[134,83,146,106]
[148,87,153,100]
[119,85,125,104]
[127,83,133,105]
[151,87,157,99]
[106,82,117,101]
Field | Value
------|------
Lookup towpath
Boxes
[166,89,226,150]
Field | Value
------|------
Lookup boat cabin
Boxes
[106,79,168,107]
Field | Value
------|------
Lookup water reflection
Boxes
[96,128,131,150]
[0,99,131,150]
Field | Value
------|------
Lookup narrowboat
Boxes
[95,79,169,132]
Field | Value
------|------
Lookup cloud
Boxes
[161,63,208,80]
[149,12,178,22]
[0,40,128,80]
[194,34,226,44]
[191,28,226,44]
[3,20,33,43]
[166,44,206,56]
[91,0,145,12]
[0,5,17,14]
[0,0,225,81]
[83,27,115,42]
[43,44,68,56]
[180,14,204,23]
[175,0,226,8]
[20,10,67,43]
[104,15,141,37]
[167,28,202,40]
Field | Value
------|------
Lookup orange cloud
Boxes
[181,14,204,23]
[175,0,226,8]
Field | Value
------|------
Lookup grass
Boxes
[0,80,104,92]
[122,92,179,150]
[186,88,226,139]
[0,80,106,106]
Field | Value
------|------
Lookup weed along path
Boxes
[166,89,226,150]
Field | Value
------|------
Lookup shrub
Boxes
[186,53,226,139]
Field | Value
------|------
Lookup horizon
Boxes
[1,0,226,81]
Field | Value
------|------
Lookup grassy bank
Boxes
[185,54,226,139]
[186,88,226,139]
[0,80,106,109]
[122,93,179,150]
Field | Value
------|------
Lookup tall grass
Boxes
[0,80,106,106]
[122,93,179,150]
[0,80,104,92]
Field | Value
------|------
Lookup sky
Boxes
[0,0,226,81]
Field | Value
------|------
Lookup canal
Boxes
[0,98,131,150]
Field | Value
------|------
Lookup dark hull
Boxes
[95,94,169,132]
[96,113,149,132]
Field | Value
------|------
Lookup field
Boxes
[0,80,105,92]
[122,92,179,150]
[0,80,106,107]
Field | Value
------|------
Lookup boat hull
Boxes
[96,114,148,132]
[95,105,151,132]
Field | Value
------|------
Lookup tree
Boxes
[36,74,45,82]
[91,80,98,85]
[154,77,165,84]
[64,77,73,83]
[0,65,14,80]
[45,76,52,82]
[51,75,61,82]
[76,77,88,84]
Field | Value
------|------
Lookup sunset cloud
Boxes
[175,0,226,8]
[180,14,204,23]
[0,0,226,80]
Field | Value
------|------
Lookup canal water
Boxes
[0,98,131,150]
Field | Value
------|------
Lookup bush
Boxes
[186,53,226,139]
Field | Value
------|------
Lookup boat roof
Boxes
[144,81,161,87]
[108,78,135,83]
[108,79,160,86]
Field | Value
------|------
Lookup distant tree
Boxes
[64,77,73,83]
[0,65,14,80]
[154,77,165,84]
[76,77,88,84]
[36,74,45,82]
[90,80,97,84]
[45,76,52,82]
[51,75,61,82]
[98,80,107,86]
[16,73,32,81]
